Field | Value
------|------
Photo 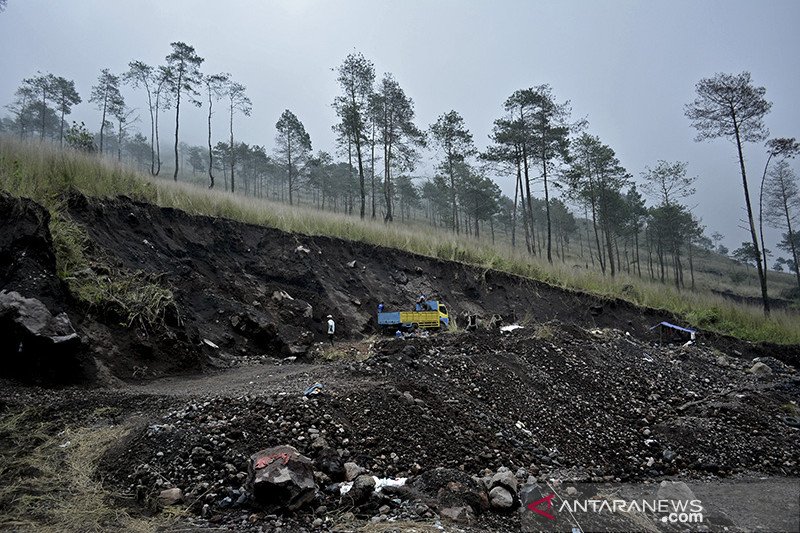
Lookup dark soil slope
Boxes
[2,191,797,383]
[66,194,798,377]
[0,192,68,311]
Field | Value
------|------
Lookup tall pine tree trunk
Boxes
[600,188,615,276]
[288,133,294,205]
[207,89,215,188]
[591,203,604,273]
[173,72,182,181]
[117,119,123,161]
[784,198,800,291]
[542,156,553,263]
[146,86,156,175]
[229,101,236,193]
[384,116,394,222]
[511,155,521,248]
[449,154,458,234]
[733,115,769,315]
[39,88,47,141]
[370,121,376,219]
[154,88,162,175]
[635,229,642,277]
[518,168,532,254]
[99,95,108,154]
[523,152,536,254]
[59,104,66,146]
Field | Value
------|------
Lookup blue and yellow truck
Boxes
[377,300,450,332]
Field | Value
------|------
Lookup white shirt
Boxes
[327,319,335,334]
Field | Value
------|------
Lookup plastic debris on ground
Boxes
[304,383,324,396]
[499,324,524,332]
[340,476,407,495]
[515,420,533,436]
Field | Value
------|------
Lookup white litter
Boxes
[500,324,524,332]
[339,476,407,495]
[295,245,311,254]
[515,420,533,436]
[375,477,407,492]
[272,290,294,301]
[203,339,219,349]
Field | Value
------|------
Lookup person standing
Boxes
[327,315,335,345]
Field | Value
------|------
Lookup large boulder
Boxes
[410,468,489,516]
[490,467,518,493]
[158,487,184,506]
[485,467,519,510]
[0,291,78,343]
[344,461,366,481]
[656,480,696,503]
[230,312,285,352]
[341,474,375,506]
[488,486,514,510]
[247,445,317,511]
[313,447,345,481]
[748,361,772,376]
[0,290,83,381]
[439,506,474,523]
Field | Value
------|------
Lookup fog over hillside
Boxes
[1,0,798,253]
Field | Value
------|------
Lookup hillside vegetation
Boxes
[1,137,799,344]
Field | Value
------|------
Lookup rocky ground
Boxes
[2,327,799,531]
[1,191,799,531]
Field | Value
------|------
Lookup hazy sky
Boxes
[1,0,798,253]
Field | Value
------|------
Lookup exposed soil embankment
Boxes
[0,193,90,382]
[66,193,659,343]
[1,191,798,383]
[0,193,67,311]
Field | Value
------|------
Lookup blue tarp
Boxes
[377,311,402,325]
[304,383,323,396]
[649,321,697,334]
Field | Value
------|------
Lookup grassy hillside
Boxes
[2,137,799,344]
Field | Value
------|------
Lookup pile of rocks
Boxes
[107,326,797,531]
